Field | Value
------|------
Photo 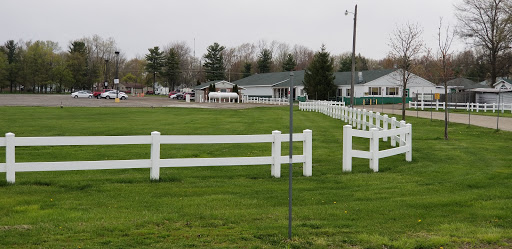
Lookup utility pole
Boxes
[346,5,358,107]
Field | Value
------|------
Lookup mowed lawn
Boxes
[0,106,511,248]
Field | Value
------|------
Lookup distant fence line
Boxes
[409,101,512,113]
[299,101,412,172]
[242,96,289,105]
[0,130,313,184]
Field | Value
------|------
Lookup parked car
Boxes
[100,90,128,100]
[93,89,115,99]
[146,90,154,95]
[71,90,93,98]
[183,92,195,100]
[168,91,177,98]
[169,93,184,100]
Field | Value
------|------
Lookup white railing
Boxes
[0,130,313,183]
[343,123,412,172]
[409,101,512,113]
[299,101,412,172]
[242,96,289,105]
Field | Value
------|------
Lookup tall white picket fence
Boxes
[409,101,512,113]
[299,101,412,172]
[242,96,289,105]
[0,130,313,183]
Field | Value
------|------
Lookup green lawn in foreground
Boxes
[0,106,511,248]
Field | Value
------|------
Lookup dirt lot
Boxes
[0,94,274,109]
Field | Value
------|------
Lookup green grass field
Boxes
[0,106,511,248]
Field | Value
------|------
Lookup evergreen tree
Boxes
[303,45,336,100]
[162,48,181,91]
[203,42,225,81]
[67,41,88,90]
[232,84,239,93]
[145,46,165,91]
[338,53,369,72]
[2,40,21,93]
[242,62,252,78]
[257,49,272,73]
[282,53,297,71]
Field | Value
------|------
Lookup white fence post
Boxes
[362,109,367,130]
[272,130,282,178]
[369,111,374,129]
[399,121,406,147]
[6,132,15,183]
[382,115,388,142]
[391,117,397,147]
[406,124,412,162]
[150,131,161,180]
[370,128,379,172]
[342,125,352,172]
[303,129,312,176]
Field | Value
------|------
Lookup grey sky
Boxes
[2,0,464,60]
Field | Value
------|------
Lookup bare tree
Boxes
[437,18,455,140]
[388,22,424,121]
[455,0,512,86]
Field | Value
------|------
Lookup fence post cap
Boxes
[272,130,281,134]
[343,125,352,128]
[151,131,161,135]
[5,132,15,137]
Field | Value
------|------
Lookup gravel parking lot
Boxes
[0,94,274,109]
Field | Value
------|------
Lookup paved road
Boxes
[359,104,512,132]
[0,94,274,109]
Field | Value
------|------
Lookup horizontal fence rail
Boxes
[0,130,313,183]
[410,101,512,113]
[242,96,289,105]
[299,101,412,172]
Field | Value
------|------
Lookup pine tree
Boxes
[145,46,165,91]
[282,53,297,71]
[242,62,252,78]
[232,84,239,93]
[257,49,272,73]
[303,45,336,100]
[203,42,225,81]
[162,48,181,91]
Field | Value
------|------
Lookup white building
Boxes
[232,69,437,104]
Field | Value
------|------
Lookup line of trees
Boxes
[2,0,512,93]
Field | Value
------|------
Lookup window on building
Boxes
[346,88,350,96]
[369,87,381,96]
[220,89,227,92]
[386,87,399,95]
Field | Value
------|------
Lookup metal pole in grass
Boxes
[497,87,501,131]
[430,90,433,121]
[288,71,294,240]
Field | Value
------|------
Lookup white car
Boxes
[71,90,93,98]
[100,90,128,100]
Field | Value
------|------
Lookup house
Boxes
[471,78,512,103]
[195,80,245,102]
[118,83,152,94]
[233,69,437,104]
[445,78,488,92]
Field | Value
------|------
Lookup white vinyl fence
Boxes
[242,96,289,105]
[299,101,412,172]
[410,101,512,113]
[0,130,312,183]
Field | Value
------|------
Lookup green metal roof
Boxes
[447,78,489,89]
[236,69,397,87]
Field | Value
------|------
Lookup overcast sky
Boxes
[2,0,465,60]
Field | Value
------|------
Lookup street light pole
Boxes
[115,51,120,101]
[104,59,109,89]
[346,5,357,107]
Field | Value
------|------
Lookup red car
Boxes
[93,89,115,99]
[168,91,177,98]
